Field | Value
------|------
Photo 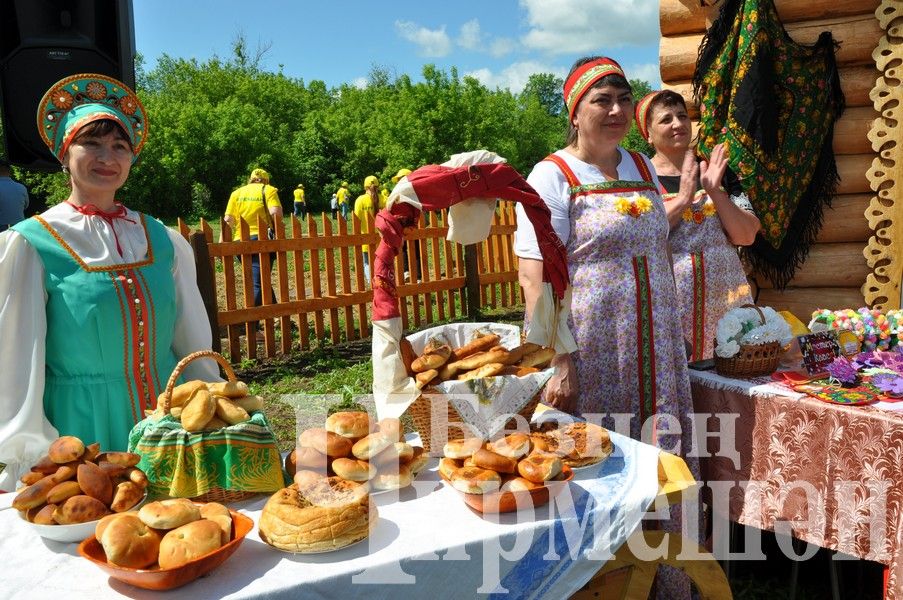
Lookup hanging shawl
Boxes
[693,0,845,289]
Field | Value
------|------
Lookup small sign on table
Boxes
[797,331,841,375]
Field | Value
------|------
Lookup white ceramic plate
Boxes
[17,491,148,543]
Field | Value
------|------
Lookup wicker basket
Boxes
[407,387,544,455]
[713,305,782,378]
[155,350,268,503]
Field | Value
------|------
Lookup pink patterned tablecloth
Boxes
[691,370,903,598]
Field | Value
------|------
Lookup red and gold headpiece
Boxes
[563,57,626,121]
[634,91,661,140]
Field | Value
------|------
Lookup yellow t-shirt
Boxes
[353,193,377,253]
[293,188,305,204]
[225,182,281,237]
[379,188,389,210]
[336,186,350,205]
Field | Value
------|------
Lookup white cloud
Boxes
[395,20,452,57]
[519,0,659,53]
[464,61,568,94]
[489,37,516,58]
[458,19,482,50]
[628,62,662,87]
[352,77,368,89]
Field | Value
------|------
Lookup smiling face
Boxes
[647,102,692,153]
[572,84,634,146]
[63,123,133,200]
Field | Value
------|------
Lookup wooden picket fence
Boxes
[180,202,523,362]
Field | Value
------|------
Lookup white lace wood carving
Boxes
[863,0,903,309]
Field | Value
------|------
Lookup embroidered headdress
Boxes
[634,91,662,140]
[37,73,147,163]
[563,57,626,120]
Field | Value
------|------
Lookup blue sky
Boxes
[132,0,663,92]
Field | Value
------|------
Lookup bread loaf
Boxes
[139,498,201,530]
[158,519,223,569]
[450,333,501,361]
[258,480,376,553]
[101,513,161,569]
[299,428,353,458]
[325,411,373,439]
[207,380,250,399]
[411,344,452,372]
[180,388,216,432]
[518,347,556,369]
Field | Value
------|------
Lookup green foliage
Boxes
[2,37,652,217]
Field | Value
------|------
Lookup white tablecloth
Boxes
[0,430,660,600]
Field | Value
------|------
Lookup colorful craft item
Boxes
[809,307,900,352]
[825,356,858,386]
[871,373,903,397]
[793,382,880,406]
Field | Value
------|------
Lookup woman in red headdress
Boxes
[636,90,760,362]
[514,59,701,597]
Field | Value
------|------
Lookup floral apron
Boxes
[547,152,700,598]
[663,189,753,361]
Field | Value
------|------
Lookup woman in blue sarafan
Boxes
[0,73,217,491]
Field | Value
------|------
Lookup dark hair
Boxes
[565,56,633,147]
[71,119,132,149]
[645,90,687,127]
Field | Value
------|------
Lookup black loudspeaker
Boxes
[0,0,136,170]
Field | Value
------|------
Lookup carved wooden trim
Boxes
[863,0,903,309]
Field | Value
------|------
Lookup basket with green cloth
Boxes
[128,350,285,503]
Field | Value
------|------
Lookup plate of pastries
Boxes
[285,412,428,494]
[401,332,556,389]
[14,436,149,542]
[77,499,253,590]
[527,421,614,470]
[438,433,575,514]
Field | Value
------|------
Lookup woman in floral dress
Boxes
[514,56,702,599]
[636,90,761,361]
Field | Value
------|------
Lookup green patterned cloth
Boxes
[693,0,844,289]
[128,411,285,499]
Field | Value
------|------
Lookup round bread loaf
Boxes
[101,513,161,569]
[180,389,216,432]
[556,422,613,467]
[406,446,428,474]
[375,418,403,443]
[371,442,414,467]
[290,447,330,473]
[370,464,412,491]
[325,411,372,439]
[443,437,483,459]
[158,519,223,569]
[207,380,250,399]
[332,458,377,482]
[48,436,85,464]
[517,454,562,483]
[449,466,501,495]
[499,477,543,493]
[299,428,353,457]
[472,448,517,474]
[488,433,532,460]
[139,498,201,530]
[199,502,231,520]
[206,514,233,546]
[258,480,376,553]
[293,469,327,488]
[95,512,130,540]
[438,457,461,481]
[352,432,395,460]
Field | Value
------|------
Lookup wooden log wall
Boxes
[659,0,882,321]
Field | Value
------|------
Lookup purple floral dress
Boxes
[662,181,754,361]
[546,151,700,599]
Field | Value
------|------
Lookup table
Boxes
[0,430,671,600]
[690,369,903,599]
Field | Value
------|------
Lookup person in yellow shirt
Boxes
[379,184,389,210]
[336,181,350,220]
[292,183,306,218]
[224,167,282,307]
[353,175,380,284]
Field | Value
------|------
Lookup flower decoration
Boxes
[52,88,74,110]
[615,195,653,218]
[118,94,139,115]
[826,356,858,386]
[714,306,793,358]
[871,373,903,397]
[681,200,717,224]
[85,80,106,100]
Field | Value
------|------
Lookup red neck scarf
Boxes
[66,200,136,256]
